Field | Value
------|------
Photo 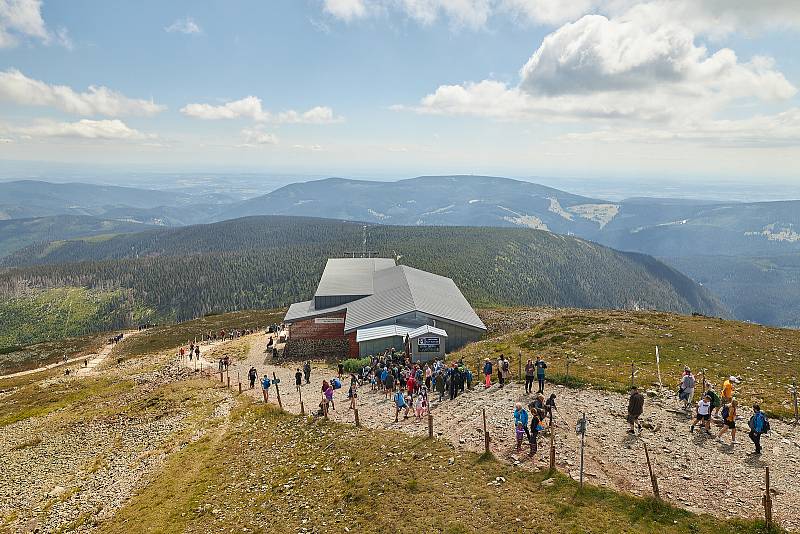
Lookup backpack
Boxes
[502,360,509,372]
[752,412,768,433]
[332,378,342,389]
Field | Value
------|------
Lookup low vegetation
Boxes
[99,400,773,534]
[462,308,800,418]
[0,331,108,375]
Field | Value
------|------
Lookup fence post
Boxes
[630,362,635,388]
[354,407,360,427]
[273,372,283,410]
[299,387,305,415]
[643,443,660,500]
[549,429,555,472]
[226,370,230,389]
[483,408,490,455]
[763,466,773,531]
[793,377,798,425]
[518,351,522,382]
[238,371,242,394]
[579,412,586,488]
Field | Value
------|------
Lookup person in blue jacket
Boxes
[483,359,493,389]
[514,402,531,443]
[261,375,271,403]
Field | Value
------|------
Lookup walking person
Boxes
[348,381,358,410]
[295,368,303,393]
[678,367,695,411]
[535,356,547,394]
[748,404,769,455]
[627,386,644,435]
[497,355,507,388]
[303,361,312,385]
[483,359,492,388]
[514,402,531,444]
[529,410,543,456]
[717,399,738,445]
[324,381,335,411]
[545,393,558,427]
[721,376,738,405]
[248,367,257,389]
[194,345,200,361]
[394,388,409,422]
[690,394,713,434]
[524,359,535,394]
[261,375,271,403]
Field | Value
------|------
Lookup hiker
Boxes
[498,355,509,388]
[690,394,713,434]
[530,393,546,421]
[180,347,185,359]
[424,364,432,389]
[303,361,311,384]
[435,371,446,402]
[529,410,543,455]
[483,359,492,388]
[717,399,738,445]
[194,345,200,360]
[514,402,531,444]
[721,376,738,405]
[414,393,425,421]
[218,358,224,372]
[545,393,558,426]
[187,347,192,362]
[338,362,344,378]
[261,375,271,403]
[248,367,257,389]
[627,386,644,434]
[324,381,335,411]
[678,367,695,411]
[295,368,303,392]
[524,359,535,394]
[394,388,409,422]
[748,404,769,455]
[515,421,526,452]
[348,381,358,410]
[535,356,548,394]
[705,386,722,417]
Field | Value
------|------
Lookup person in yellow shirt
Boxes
[717,399,738,444]
[722,376,739,404]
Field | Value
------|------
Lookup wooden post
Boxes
[549,429,555,472]
[238,371,242,394]
[763,466,773,531]
[428,412,433,438]
[299,387,305,415]
[273,372,283,410]
[226,374,230,389]
[518,351,522,381]
[354,408,360,427]
[643,443,660,500]
[483,408,490,455]
[219,371,224,383]
[655,346,663,388]
[565,359,570,383]
[793,377,798,425]
[701,369,707,393]
[630,362,635,388]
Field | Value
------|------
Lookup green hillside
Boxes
[0,217,725,339]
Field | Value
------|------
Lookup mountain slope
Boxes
[0,215,154,258]
[0,216,726,333]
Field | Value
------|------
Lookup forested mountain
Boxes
[0,215,154,258]
[0,216,726,346]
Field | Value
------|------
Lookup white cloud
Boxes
[13,119,152,140]
[405,8,796,126]
[240,127,279,146]
[0,0,71,48]
[501,0,595,26]
[323,0,367,21]
[0,69,166,117]
[0,137,13,143]
[165,17,202,34]
[180,96,342,124]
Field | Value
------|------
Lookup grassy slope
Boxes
[99,401,771,534]
[115,309,285,359]
[0,332,109,375]
[462,308,800,418]
[0,287,135,348]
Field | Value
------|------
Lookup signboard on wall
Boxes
[417,336,441,352]
[315,317,345,324]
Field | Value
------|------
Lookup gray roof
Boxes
[284,260,486,334]
[284,299,349,322]
[314,258,396,298]
[356,324,415,343]
[409,325,448,339]
[343,265,486,333]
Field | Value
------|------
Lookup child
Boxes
[515,422,525,452]
[325,382,335,411]
[415,394,425,420]
[394,389,409,422]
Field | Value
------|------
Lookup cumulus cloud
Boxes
[165,17,202,34]
[323,0,367,21]
[13,119,152,140]
[405,7,796,126]
[180,96,342,124]
[0,69,166,117]
[0,0,71,48]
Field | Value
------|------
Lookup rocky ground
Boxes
[215,333,800,531]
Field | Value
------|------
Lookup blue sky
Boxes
[1,0,799,183]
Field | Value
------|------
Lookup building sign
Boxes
[417,336,441,352]
[315,317,345,324]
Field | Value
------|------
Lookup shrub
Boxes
[341,357,370,373]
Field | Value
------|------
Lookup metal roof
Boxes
[409,325,448,339]
[356,324,415,343]
[284,299,349,322]
[314,258,396,298]
[343,265,486,333]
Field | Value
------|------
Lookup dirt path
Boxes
[0,330,139,380]
[212,332,800,530]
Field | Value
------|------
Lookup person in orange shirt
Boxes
[722,376,739,404]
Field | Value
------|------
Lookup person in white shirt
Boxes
[690,395,713,434]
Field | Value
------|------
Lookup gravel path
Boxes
[217,332,800,531]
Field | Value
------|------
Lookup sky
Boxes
[1,0,800,183]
